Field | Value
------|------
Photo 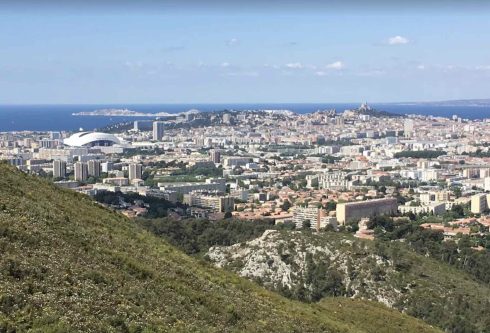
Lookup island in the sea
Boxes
[72,108,201,117]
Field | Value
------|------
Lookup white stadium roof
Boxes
[64,132,122,147]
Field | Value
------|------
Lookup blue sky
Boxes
[1,3,490,104]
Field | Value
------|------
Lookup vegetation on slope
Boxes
[0,164,440,333]
[368,215,490,284]
[136,217,294,255]
[320,298,438,333]
[207,230,490,332]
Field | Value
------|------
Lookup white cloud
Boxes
[286,62,303,69]
[227,38,239,46]
[388,35,409,45]
[325,61,344,70]
[475,65,490,71]
[125,61,143,70]
[221,62,230,67]
[417,64,425,70]
[315,71,327,76]
[224,71,259,77]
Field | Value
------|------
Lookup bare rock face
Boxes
[207,230,402,306]
[207,229,490,333]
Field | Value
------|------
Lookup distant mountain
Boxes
[393,99,490,107]
[0,163,440,333]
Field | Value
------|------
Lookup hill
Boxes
[207,230,490,332]
[394,99,490,107]
[357,108,402,118]
[0,163,440,332]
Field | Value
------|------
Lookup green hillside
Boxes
[207,229,490,332]
[0,163,439,333]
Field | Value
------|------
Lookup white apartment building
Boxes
[183,192,234,212]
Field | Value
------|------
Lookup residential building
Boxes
[336,198,398,225]
[74,162,88,182]
[87,160,101,177]
[183,191,234,212]
[209,149,221,163]
[399,202,446,215]
[471,194,489,214]
[308,171,349,190]
[293,206,320,229]
[103,177,129,186]
[52,160,66,178]
[485,177,490,192]
[128,163,143,180]
[101,161,114,173]
[159,178,226,195]
[404,119,414,138]
[152,121,165,141]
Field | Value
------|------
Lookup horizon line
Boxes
[1,98,490,106]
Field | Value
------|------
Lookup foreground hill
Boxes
[0,163,439,332]
[207,230,490,332]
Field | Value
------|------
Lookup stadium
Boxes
[64,132,122,147]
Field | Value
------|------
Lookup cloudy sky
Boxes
[1,1,490,104]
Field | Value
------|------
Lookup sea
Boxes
[0,103,490,132]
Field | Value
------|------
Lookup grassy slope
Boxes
[320,298,438,333]
[349,234,490,332]
[210,230,490,332]
[0,164,439,333]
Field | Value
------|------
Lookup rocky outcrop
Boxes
[208,230,402,306]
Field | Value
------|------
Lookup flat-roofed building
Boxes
[336,198,397,225]
[142,189,178,203]
[101,161,114,173]
[183,191,234,212]
[159,178,226,195]
[480,168,490,179]
[471,193,489,214]
[53,160,66,178]
[293,206,320,229]
[420,192,436,204]
[54,180,79,189]
[319,216,338,230]
[404,119,414,138]
[340,145,364,156]
[74,162,88,182]
[223,157,251,168]
[128,163,143,180]
[399,202,446,216]
[209,149,221,163]
[103,177,129,186]
[87,160,101,177]
[318,171,349,190]
[485,177,490,192]
[152,121,165,141]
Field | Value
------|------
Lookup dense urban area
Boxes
[3,104,490,233]
[2,104,490,332]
